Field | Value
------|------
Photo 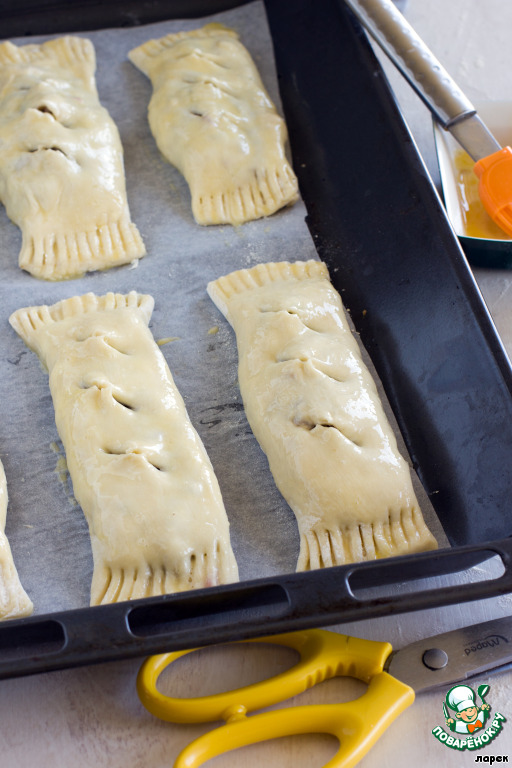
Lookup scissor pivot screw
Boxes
[422,648,449,670]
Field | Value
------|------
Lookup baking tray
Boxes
[1,0,512,680]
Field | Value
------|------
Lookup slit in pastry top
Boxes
[9,291,239,605]
[129,23,299,226]
[0,36,146,280]
[0,459,33,620]
[207,260,438,570]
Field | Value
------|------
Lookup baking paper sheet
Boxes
[0,0,445,616]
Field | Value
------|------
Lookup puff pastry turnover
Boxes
[129,24,298,226]
[0,36,146,280]
[0,459,33,620]
[9,292,238,605]
[208,260,438,570]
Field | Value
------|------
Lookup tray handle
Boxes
[1,540,512,680]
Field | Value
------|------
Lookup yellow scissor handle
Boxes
[138,629,393,723]
[173,671,413,768]
[137,629,415,768]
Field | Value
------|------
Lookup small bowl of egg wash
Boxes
[434,101,512,268]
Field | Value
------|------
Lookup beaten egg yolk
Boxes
[454,149,512,240]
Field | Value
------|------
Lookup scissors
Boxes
[137,615,512,767]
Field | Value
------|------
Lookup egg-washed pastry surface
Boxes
[129,23,299,226]
[9,292,239,605]
[208,260,438,570]
[0,36,145,281]
[0,459,33,620]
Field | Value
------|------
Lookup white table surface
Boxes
[2,0,512,766]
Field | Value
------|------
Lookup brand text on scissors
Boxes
[431,684,506,752]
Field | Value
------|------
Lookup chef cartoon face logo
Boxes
[431,684,507,752]
[444,684,490,734]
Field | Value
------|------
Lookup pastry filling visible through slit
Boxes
[128,23,298,226]
[0,36,145,280]
[9,291,238,605]
[207,259,438,570]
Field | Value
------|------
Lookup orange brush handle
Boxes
[474,146,512,237]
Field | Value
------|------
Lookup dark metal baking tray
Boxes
[1,0,512,679]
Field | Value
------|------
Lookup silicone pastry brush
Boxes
[343,0,512,238]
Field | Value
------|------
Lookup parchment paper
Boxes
[0,1,446,616]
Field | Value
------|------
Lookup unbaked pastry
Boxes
[129,23,298,226]
[208,260,437,569]
[0,459,33,620]
[9,292,239,604]
[0,36,146,280]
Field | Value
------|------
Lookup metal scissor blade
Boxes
[386,616,512,694]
